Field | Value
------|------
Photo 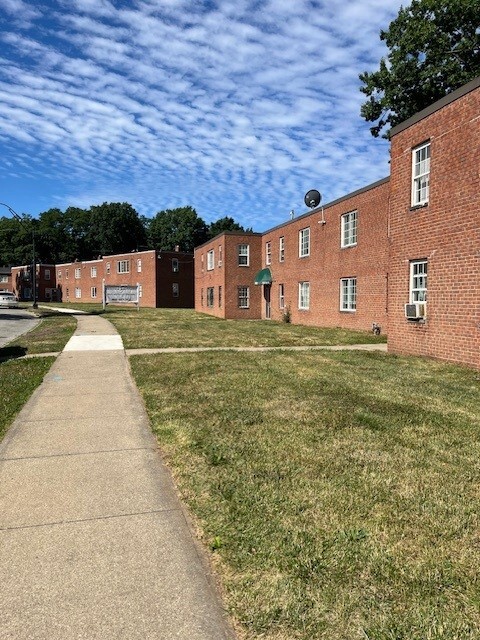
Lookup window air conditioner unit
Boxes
[405,302,426,320]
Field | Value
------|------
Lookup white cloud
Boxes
[0,0,403,229]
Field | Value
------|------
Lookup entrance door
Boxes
[264,285,271,319]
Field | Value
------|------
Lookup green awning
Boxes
[254,268,272,285]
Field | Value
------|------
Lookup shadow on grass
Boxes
[0,345,28,362]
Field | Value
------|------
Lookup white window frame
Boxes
[279,283,285,309]
[340,277,357,312]
[207,249,215,271]
[91,286,97,299]
[137,259,142,273]
[299,228,310,257]
[172,258,179,273]
[74,267,81,279]
[265,241,272,266]
[238,286,250,308]
[412,141,430,206]
[0,275,8,283]
[44,269,51,281]
[279,236,285,262]
[106,263,110,275]
[91,266,97,278]
[341,211,357,248]
[298,281,310,310]
[238,244,249,267]
[58,271,62,279]
[207,286,214,307]
[410,260,427,302]
[75,287,81,299]
[117,260,130,274]
[172,282,179,298]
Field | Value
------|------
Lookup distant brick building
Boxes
[12,249,194,309]
[0,267,12,291]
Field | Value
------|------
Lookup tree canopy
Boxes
[359,0,480,138]
[0,202,249,265]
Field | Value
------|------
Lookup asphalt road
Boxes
[0,309,40,348]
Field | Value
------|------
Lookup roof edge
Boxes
[390,76,480,137]
[264,176,390,236]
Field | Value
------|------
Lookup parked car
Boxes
[0,291,19,308]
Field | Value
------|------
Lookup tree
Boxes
[148,206,209,252]
[87,202,147,257]
[207,216,245,239]
[359,0,480,137]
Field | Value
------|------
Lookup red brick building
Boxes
[12,249,194,309]
[195,180,389,333]
[194,78,480,369]
[388,77,479,369]
[11,264,56,302]
[195,232,263,319]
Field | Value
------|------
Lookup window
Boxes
[0,275,8,283]
[299,228,310,257]
[201,254,204,272]
[218,285,222,307]
[201,288,204,306]
[106,263,110,274]
[75,267,81,279]
[66,269,69,279]
[58,271,62,279]
[265,241,272,265]
[410,260,427,302]
[412,142,430,206]
[341,211,357,247]
[172,283,179,298]
[207,287,214,307]
[279,236,285,262]
[137,259,142,273]
[91,266,97,278]
[91,286,97,299]
[238,244,249,266]
[298,282,310,309]
[75,287,81,299]
[238,286,250,308]
[279,283,285,309]
[218,246,222,267]
[207,249,214,271]
[138,284,143,298]
[45,269,51,281]
[172,258,179,272]
[117,260,129,274]
[340,278,356,311]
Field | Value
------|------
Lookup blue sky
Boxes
[0,0,404,231]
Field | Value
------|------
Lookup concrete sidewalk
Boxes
[0,314,235,639]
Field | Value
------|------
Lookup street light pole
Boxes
[0,202,37,309]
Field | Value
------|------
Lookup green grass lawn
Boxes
[39,304,386,349]
[0,357,55,441]
[3,309,76,355]
[130,349,480,640]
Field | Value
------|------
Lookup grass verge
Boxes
[0,357,55,441]
[3,310,76,356]
[130,349,480,640]
[39,304,386,349]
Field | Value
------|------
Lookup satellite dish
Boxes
[304,189,321,209]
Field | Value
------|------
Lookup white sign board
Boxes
[103,284,139,309]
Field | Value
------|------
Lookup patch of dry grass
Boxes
[131,349,480,640]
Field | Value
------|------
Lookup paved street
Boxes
[0,309,39,348]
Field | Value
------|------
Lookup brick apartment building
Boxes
[12,249,194,309]
[388,78,479,369]
[0,266,12,291]
[195,77,480,369]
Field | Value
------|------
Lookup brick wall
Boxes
[388,81,480,368]
[261,179,390,332]
[194,232,262,319]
